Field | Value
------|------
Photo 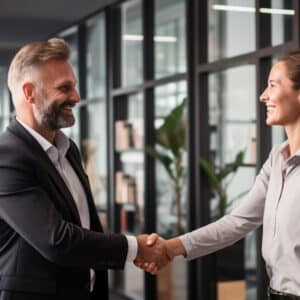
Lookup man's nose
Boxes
[71,89,80,103]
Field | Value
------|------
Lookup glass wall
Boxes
[86,16,106,99]
[60,27,80,144]
[121,0,143,87]
[155,0,186,78]
[208,65,257,300]
[268,0,294,46]
[208,0,255,62]
[59,27,79,83]
[155,81,187,300]
[117,92,145,299]
[84,14,108,227]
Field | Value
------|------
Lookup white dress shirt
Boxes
[180,141,300,296]
[16,119,137,263]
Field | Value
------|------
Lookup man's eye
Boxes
[59,86,70,92]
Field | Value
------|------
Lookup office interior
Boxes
[0,0,297,299]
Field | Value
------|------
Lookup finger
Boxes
[135,261,143,268]
[151,267,159,275]
[146,262,157,273]
[147,233,159,246]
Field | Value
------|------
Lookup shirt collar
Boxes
[16,118,70,158]
[279,140,300,164]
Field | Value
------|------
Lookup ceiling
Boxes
[0,0,118,66]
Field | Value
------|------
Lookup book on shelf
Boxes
[131,119,144,149]
[115,120,132,151]
[115,171,137,204]
[115,119,144,151]
[120,208,135,233]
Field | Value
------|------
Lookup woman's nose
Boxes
[259,88,268,102]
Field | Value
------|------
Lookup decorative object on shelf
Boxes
[200,150,246,218]
[115,119,144,151]
[115,120,132,150]
[146,99,186,234]
[115,171,137,204]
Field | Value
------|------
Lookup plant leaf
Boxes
[145,146,175,180]
[199,159,219,189]
[218,150,245,180]
[156,99,186,156]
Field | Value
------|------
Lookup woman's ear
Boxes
[22,82,36,104]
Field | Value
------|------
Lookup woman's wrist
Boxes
[166,237,187,257]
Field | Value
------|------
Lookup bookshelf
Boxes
[113,93,145,235]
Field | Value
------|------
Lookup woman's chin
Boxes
[266,118,277,126]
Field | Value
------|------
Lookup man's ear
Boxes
[22,82,36,104]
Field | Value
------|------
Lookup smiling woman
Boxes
[259,52,300,157]
[142,49,300,299]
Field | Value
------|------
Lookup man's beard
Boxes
[35,98,76,131]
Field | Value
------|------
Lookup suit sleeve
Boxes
[0,153,128,270]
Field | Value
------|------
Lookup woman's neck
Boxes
[285,123,300,157]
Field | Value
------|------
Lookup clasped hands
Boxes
[134,234,186,275]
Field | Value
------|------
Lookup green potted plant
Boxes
[146,99,186,235]
[200,150,246,218]
[200,150,248,284]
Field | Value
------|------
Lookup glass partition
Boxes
[121,0,143,87]
[59,27,79,83]
[208,65,257,300]
[117,92,144,299]
[208,0,255,62]
[59,27,80,144]
[155,81,187,300]
[84,14,108,227]
[155,0,186,78]
[261,0,294,46]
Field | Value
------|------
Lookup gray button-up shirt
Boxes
[180,141,300,295]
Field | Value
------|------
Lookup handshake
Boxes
[134,234,186,275]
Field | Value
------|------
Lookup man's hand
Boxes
[134,234,173,274]
[147,234,186,257]
[135,234,187,274]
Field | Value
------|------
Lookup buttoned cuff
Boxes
[179,234,192,260]
[125,235,138,262]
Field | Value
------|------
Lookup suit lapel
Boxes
[7,119,82,225]
[43,161,82,225]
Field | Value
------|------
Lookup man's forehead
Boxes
[38,60,77,83]
[54,78,78,86]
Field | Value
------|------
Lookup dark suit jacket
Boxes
[0,119,128,300]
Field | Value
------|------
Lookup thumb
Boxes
[147,233,159,246]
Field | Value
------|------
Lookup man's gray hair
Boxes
[7,38,70,93]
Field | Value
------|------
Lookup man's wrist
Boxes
[125,235,138,261]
